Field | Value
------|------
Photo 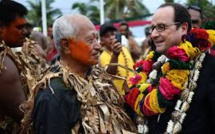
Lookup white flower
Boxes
[193,70,200,81]
[158,55,167,64]
[149,70,157,80]
[179,113,186,123]
[175,100,182,111]
[200,53,206,62]
[187,91,194,103]
[166,120,174,133]
[137,124,144,133]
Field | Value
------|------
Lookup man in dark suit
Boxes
[124,3,215,134]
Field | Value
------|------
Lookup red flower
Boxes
[167,46,189,62]
[142,60,154,74]
[198,40,212,51]
[124,87,139,109]
[190,28,209,40]
[133,60,144,70]
[129,74,142,85]
[159,77,181,100]
[189,28,212,51]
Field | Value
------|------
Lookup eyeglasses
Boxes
[149,22,181,33]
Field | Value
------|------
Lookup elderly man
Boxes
[21,14,136,134]
[124,3,215,134]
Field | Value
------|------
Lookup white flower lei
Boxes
[165,52,206,134]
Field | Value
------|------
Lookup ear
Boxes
[60,38,70,54]
[180,22,189,34]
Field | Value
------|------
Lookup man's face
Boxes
[68,23,101,66]
[118,25,128,37]
[100,30,116,50]
[150,6,187,54]
[188,9,202,28]
[2,16,27,47]
[47,27,53,39]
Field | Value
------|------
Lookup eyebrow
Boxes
[85,32,98,40]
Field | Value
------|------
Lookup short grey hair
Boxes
[52,14,78,51]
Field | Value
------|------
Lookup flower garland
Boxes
[124,28,215,133]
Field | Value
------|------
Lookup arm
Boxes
[128,37,141,61]
[0,56,25,122]
[41,34,48,52]
[34,43,47,60]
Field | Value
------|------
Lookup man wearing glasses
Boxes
[124,3,215,134]
[187,5,203,28]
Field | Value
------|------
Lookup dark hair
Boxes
[187,5,203,19]
[119,21,129,31]
[26,23,33,28]
[48,24,53,28]
[99,22,117,37]
[145,26,150,36]
[0,0,28,26]
[159,3,192,32]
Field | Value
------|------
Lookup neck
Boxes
[60,57,90,78]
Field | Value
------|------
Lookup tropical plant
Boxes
[104,0,149,20]
[72,0,150,24]
[165,0,174,3]
[71,1,100,24]
[26,0,62,28]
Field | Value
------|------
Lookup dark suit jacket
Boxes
[147,53,215,134]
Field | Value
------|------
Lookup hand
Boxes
[111,39,122,56]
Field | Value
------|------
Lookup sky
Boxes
[17,0,190,15]
[16,0,215,17]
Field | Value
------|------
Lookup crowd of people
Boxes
[0,0,215,134]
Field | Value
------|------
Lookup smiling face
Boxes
[68,18,101,66]
[150,6,187,54]
[2,16,27,47]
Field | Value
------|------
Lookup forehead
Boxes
[119,25,127,30]
[103,30,115,36]
[10,17,27,26]
[78,25,98,40]
[76,18,97,37]
[188,9,201,19]
[152,6,174,25]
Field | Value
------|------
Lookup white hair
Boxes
[52,14,79,51]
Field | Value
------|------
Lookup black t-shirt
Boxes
[33,77,81,134]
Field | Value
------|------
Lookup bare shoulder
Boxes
[0,55,24,100]
[0,55,25,121]
[0,55,20,84]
